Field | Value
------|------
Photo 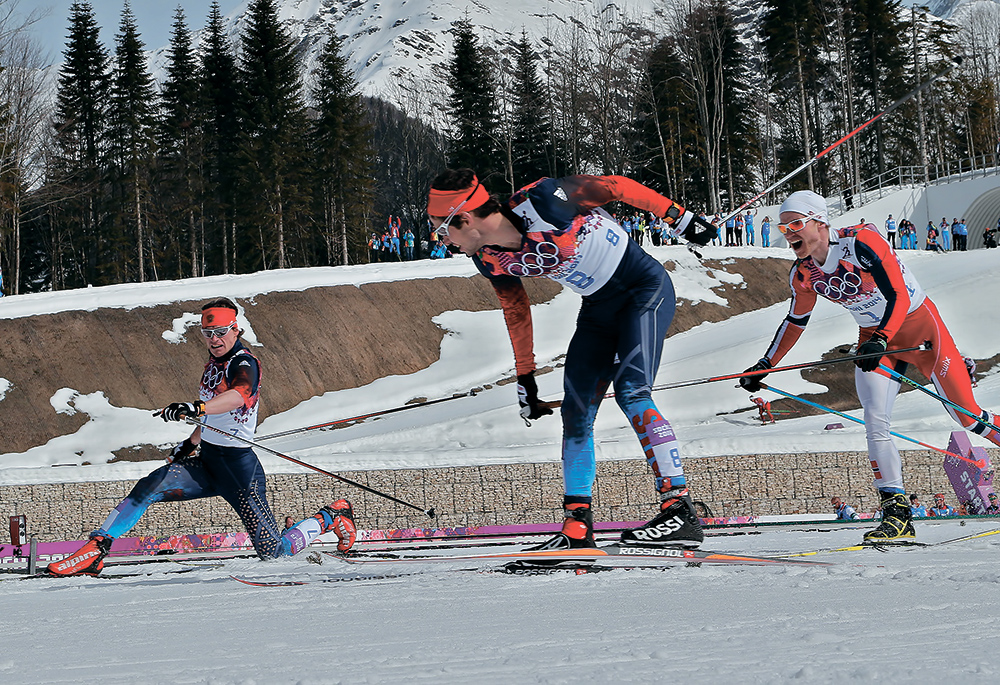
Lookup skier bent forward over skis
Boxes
[427,169,715,551]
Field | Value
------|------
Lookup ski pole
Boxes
[876,364,1000,436]
[720,57,963,225]
[762,383,986,468]
[185,417,437,518]
[647,343,929,393]
[539,344,928,409]
[257,391,477,442]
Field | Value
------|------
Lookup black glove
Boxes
[739,358,773,393]
[680,213,717,247]
[157,400,206,422]
[167,438,199,464]
[855,333,888,372]
[517,372,553,421]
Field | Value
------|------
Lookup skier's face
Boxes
[202,322,239,358]
[779,211,828,261]
[432,212,484,256]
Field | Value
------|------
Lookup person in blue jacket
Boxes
[929,493,957,517]
[47,299,357,576]
[832,496,860,520]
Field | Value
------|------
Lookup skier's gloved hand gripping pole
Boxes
[734,343,931,394]
[718,56,964,227]
[536,344,929,409]
[152,405,436,518]
[517,371,553,426]
[665,209,717,247]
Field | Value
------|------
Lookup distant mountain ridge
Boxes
[142,0,973,108]
[149,0,663,103]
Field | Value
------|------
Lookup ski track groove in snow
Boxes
[3,522,1000,682]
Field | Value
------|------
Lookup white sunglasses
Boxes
[435,183,481,237]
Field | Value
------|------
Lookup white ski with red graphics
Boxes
[332,544,832,569]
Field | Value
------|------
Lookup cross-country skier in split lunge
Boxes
[739,190,1000,543]
[48,298,357,576]
[427,169,716,551]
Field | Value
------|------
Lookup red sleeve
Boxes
[763,263,816,366]
[226,356,260,406]
[566,175,686,220]
[492,278,536,376]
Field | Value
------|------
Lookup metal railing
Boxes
[827,153,1000,216]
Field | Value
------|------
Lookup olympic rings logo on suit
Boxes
[506,240,564,277]
[202,363,227,390]
[814,270,863,301]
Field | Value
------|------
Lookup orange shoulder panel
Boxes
[567,175,684,219]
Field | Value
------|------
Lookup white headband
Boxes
[780,190,828,225]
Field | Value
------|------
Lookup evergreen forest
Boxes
[0,0,997,293]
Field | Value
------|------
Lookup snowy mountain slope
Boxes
[922,0,1000,19]
[103,0,972,124]
[143,0,660,103]
[205,0,972,102]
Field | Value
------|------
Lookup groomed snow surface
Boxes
[3,520,999,683]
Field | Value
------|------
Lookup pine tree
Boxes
[51,0,110,288]
[509,32,551,186]
[445,21,499,186]
[715,2,759,210]
[311,33,375,266]
[159,6,204,279]
[106,0,158,283]
[636,36,699,202]
[654,0,756,212]
[200,1,241,274]
[953,4,1000,162]
[236,0,311,270]
[761,0,826,191]
[0,31,49,295]
[844,0,908,175]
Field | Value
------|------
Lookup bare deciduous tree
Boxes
[0,2,50,295]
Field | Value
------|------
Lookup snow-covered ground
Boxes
[3,186,1000,682]
[3,519,999,683]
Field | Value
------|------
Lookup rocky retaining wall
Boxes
[1,449,975,542]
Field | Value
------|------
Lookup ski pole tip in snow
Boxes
[425,507,436,519]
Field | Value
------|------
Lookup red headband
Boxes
[201,307,237,328]
[427,177,490,217]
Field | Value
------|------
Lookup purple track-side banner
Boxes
[943,431,997,514]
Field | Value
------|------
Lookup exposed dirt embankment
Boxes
[0,256,798,459]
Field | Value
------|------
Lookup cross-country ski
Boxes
[334,544,833,568]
